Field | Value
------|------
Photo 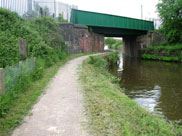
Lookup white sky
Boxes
[57,0,160,20]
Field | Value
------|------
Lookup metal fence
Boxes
[0,58,36,95]
[0,0,78,21]
[0,0,28,16]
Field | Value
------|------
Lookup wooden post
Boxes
[19,61,23,68]
[33,57,36,63]
[18,38,27,60]
[0,68,5,95]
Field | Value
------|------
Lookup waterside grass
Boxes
[80,56,182,136]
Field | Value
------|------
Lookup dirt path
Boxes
[12,56,91,136]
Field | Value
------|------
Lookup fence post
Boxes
[0,68,5,95]
[18,38,27,60]
[19,61,23,71]
[33,57,36,63]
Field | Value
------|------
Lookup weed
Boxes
[88,56,108,69]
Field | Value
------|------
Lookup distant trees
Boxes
[58,13,68,23]
[104,38,123,49]
[157,0,182,43]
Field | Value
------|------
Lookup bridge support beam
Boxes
[123,37,139,58]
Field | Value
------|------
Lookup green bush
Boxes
[0,8,51,67]
[28,17,66,50]
[142,54,158,60]
[107,52,119,65]
[0,32,20,67]
[32,58,45,80]
[0,8,68,68]
[0,8,69,119]
[58,13,68,23]
[157,0,182,43]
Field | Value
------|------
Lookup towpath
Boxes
[12,55,91,136]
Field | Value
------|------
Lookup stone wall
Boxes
[59,23,104,54]
[136,31,167,49]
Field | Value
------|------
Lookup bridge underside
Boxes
[89,26,147,37]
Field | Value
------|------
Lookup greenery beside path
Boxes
[0,7,71,136]
[80,55,182,136]
[0,53,92,136]
[0,8,67,68]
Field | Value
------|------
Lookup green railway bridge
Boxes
[71,9,154,37]
[60,9,155,57]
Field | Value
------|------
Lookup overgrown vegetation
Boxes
[0,8,71,135]
[89,52,119,67]
[104,38,123,50]
[105,51,119,66]
[80,55,182,136]
[58,13,68,23]
[0,8,67,68]
[157,0,182,43]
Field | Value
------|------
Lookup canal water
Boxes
[109,53,182,123]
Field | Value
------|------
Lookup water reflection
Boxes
[110,53,182,122]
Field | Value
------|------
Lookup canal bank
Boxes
[141,44,182,62]
[110,53,182,123]
[80,54,182,136]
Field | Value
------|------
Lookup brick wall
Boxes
[59,23,104,54]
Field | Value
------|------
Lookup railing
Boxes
[0,0,28,16]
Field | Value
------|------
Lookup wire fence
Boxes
[0,58,36,95]
[0,0,78,21]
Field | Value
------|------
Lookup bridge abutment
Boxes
[59,23,104,54]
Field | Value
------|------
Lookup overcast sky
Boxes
[57,0,160,20]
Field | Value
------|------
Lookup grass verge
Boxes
[0,53,93,136]
[80,55,182,136]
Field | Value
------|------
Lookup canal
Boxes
[109,53,182,123]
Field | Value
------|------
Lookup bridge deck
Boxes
[70,9,154,37]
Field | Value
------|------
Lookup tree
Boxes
[104,38,123,49]
[104,38,116,48]
[58,13,68,23]
[43,6,50,16]
[157,0,182,43]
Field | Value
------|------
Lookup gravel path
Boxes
[12,56,90,136]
